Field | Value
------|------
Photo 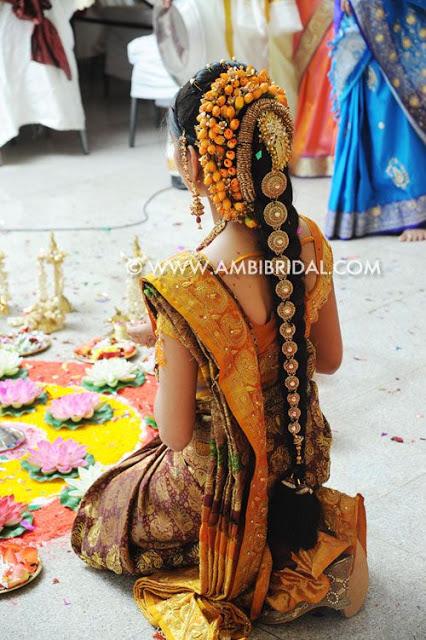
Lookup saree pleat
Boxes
[72,438,170,574]
[136,254,270,636]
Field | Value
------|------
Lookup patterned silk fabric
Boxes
[72,240,366,638]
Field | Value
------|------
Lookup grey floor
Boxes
[0,80,425,640]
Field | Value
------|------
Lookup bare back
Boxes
[201,218,318,326]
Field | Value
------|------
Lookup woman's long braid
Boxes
[251,137,320,558]
[170,61,321,558]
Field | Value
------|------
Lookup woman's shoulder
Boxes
[299,215,332,258]
[299,215,326,241]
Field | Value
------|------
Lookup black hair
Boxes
[169,61,321,560]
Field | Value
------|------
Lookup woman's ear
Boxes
[188,145,206,193]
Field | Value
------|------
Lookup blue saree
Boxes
[326,0,426,239]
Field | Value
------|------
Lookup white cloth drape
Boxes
[0,1,93,147]
[128,34,178,105]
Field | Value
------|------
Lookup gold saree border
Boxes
[293,0,334,84]
[290,154,334,178]
[143,251,269,599]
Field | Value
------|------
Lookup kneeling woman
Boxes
[72,62,368,638]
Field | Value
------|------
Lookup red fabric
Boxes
[5,0,71,79]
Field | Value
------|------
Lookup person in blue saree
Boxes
[326,0,426,241]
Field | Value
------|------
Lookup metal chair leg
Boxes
[155,106,165,128]
[103,72,110,99]
[129,97,140,148]
[79,129,89,155]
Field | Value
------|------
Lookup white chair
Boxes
[0,0,91,162]
[127,33,179,147]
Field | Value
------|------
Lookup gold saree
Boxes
[72,240,366,639]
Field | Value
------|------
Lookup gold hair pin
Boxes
[189,78,203,92]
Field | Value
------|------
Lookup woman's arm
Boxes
[127,320,156,347]
[154,333,198,451]
[309,283,343,374]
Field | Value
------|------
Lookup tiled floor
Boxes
[1,81,425,640]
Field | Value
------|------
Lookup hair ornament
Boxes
[237,95,310,492]
[268,229,289,254]
[275,279,293,299]
[190,77,203,92]
[194,65,288,224]
[264,201,288,228]
[237,97,293,203]
[189,63,312,496]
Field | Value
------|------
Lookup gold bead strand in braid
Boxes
[237,100,312,495]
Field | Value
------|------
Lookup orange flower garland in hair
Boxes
[195,64,288,226]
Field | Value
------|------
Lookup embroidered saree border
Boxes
[351,0,426,142]
[143,252,269,599]
[290,154,334,177]
[293,0,334,84]
[326,193,426,239]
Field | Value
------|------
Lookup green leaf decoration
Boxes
[144,415,158,430]
[0,513,34,539]
[0,368,29,381]
[85,453,95,466]
[143,285,156,298]
[82,370,145,394]
[255,149,263,160]
[28,503,43,512]
[45,403,114,430]
[59,486,81,511]
[0,391,48,417]
[21,454,95,483]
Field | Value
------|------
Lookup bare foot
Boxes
[400,228,426,242]
[343,540,369,618]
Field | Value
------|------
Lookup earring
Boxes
[179,134,205,229]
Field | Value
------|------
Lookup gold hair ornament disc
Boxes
[261,170,287,199]
[270,255,290,277]
[264,201,288,228]
[268,230,289,254]
[275,279,293,299]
